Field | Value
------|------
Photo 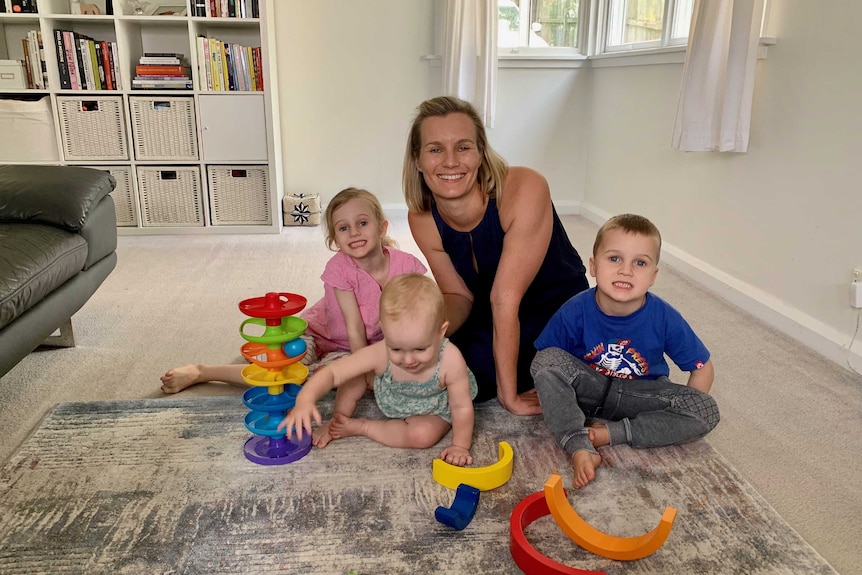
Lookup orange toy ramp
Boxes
[544,474,677,561]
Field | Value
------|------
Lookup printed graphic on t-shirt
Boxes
[584,339,647,379]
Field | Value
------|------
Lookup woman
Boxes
[403,96,590,416]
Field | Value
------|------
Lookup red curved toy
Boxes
[510,491,606,575]
[238,292,307,324]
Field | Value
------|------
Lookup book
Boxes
[78,37,93,90]
[62,31,81,90]
[100,40,113,90]
[110,42,121,90]
[53,29,71,90]
[135,64,190,76]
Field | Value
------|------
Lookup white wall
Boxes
[582,0,862,368]
[270,0,861,371]
[270,1,588,211]
[271,1,439,206]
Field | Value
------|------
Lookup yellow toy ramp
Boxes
[544,474,677,561]
[432,441,514,491]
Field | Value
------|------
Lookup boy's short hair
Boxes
[380,274,444,328]
[593,214,662,263]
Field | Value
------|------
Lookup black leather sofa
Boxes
[0,165,118,378]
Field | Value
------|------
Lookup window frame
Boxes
[497,0,589,58]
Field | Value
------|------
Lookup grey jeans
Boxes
[531,347,720,456]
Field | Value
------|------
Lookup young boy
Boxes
[531,214,719,488]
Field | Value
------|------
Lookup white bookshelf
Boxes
[0,0,283,235]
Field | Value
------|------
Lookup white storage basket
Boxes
[89,165,137,227]
[130,97,198,161]
[137,166,203,227]
[57,96,127,161]
[207,165,271,225]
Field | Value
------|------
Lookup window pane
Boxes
[499,0,522,47]
[670,0,694,40]
[498,0,579,49]
[607,0,665,47]
[531,0,579,48]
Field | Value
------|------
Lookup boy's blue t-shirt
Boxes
[535,287,709,380]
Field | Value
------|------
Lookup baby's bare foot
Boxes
[329,413,367,439]
[312,420,336,448]
[160,365,202,394]
[572,450,603,489]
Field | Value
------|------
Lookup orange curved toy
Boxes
[544,474,676,561]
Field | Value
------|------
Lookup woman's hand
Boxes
[497,388,542,416]
[440,444,473,467]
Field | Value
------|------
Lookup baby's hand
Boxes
[277,399,321,441]
[440,444,473,467]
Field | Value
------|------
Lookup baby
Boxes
[278,274,479,466]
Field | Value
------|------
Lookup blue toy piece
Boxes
[283,338,307,358]
[435,483,480,530]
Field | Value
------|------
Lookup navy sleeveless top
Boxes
[431,197,589,401]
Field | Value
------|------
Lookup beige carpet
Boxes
[0,395,838,574]
[0,215,859,574]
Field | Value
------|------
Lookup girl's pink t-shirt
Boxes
[302,247,427,354]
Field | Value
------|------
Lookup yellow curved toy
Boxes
[544,474,676,561]
[432,441,514,491]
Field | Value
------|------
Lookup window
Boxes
[498,0,582,53]
[603,0,693,52]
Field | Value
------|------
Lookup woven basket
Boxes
[130,97,198,161]
[207,166,271,225]
[58,96,127,161]
[137,166,203,227]
[90,165,137,227]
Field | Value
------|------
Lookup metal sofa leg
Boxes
[42,319,76,348]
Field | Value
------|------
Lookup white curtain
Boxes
[442,0,498,127]
[672,0,764,152]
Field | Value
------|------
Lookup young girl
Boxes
[278,274,479,466]
[160,188,427,446]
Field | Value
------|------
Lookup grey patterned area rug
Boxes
[0,396,836,575]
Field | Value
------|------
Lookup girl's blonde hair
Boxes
[323,187,396,251]
[402,96,508,213]
[379,274,445,329]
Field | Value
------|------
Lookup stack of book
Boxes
[21,30,47,89]
[195,37,262,92]
[53,29,120,91]
[132,53,193,90]
[192,0,259,18]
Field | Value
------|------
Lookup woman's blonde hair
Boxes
[323,187,396,251]
[379,274,445,329]
[402,96,508,213]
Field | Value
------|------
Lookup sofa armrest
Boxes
[0,165,116,232]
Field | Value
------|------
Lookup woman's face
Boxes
[415,113,482,202]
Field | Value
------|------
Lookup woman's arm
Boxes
[439,345,475,466]
[686,359,714,393]
[492,167,554,416]
[334,288,368,352]
[408,211,474,335]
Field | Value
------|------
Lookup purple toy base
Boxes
[244,433,312,465]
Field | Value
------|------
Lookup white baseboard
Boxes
[579,203,862,375]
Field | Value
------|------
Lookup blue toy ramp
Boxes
[435,483,481,530]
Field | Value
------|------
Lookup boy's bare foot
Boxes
[312,420,336,448]
[329,412,368,439]
[572,450,603,489]
[588,422,610,448]
[160,365,202,394]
